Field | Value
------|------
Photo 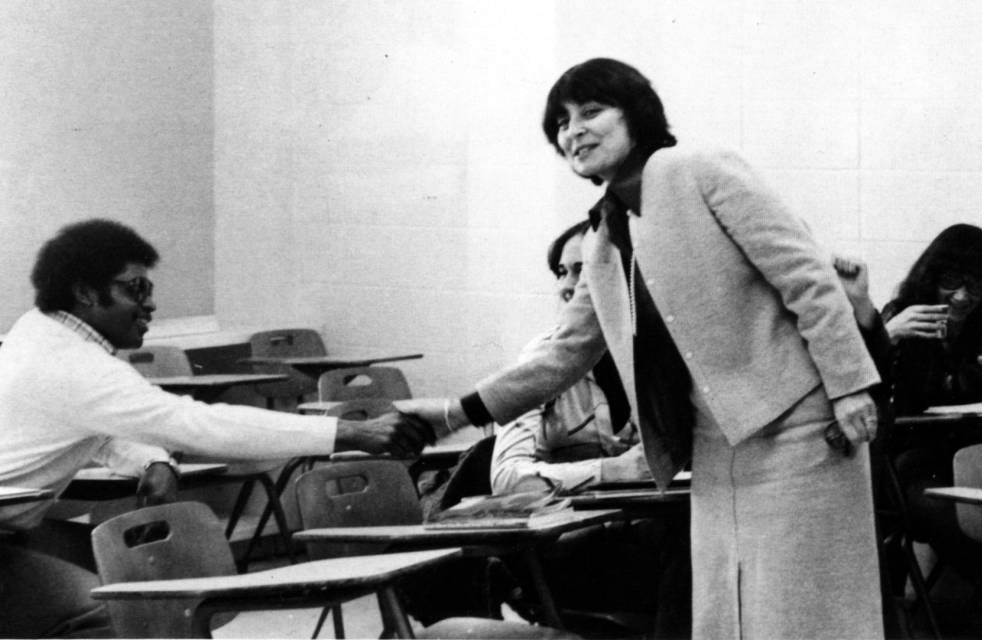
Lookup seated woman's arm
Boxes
[489,406,603,495]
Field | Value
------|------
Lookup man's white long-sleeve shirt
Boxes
[0,309,340,530]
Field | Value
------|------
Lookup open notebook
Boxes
[424,490,572,530]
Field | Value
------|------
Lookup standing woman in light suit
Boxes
[401,58,883,639]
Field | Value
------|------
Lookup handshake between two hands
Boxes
[333,398,455,459]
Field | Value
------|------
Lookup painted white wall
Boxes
[0,0,215,328]
[212,0,982,397]
[5,1,982,399]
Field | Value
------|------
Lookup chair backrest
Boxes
[437,435,496,512]
[953,444,982,542]
[324,398,398,421]
[248,328,327,401]
[118,345,194,377]
[317,366,412,402]
[91,501,236,638]
[249,328,327,358]
[295,460,422,559]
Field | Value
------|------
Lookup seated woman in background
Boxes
[884,223,982,414]
[882,223,982,590]
[490,219,691,638]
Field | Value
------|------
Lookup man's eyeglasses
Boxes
[111,277,154,305]
[938,271,982,297]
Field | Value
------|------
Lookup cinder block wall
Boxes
[210,1,982,397]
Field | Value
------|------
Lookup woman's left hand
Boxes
[831,390,878,446]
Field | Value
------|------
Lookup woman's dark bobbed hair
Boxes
[894,223,982,308]
[542,58,677,160]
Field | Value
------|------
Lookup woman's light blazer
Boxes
[475,144,880,487]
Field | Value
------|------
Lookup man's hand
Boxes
[599,444,652,483]
[136,462,179,507]
[831,390,878,448]
[335,411,436,458]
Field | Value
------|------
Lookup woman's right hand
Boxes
[884,304,949,342]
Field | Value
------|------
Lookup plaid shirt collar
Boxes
[48,310,116,355]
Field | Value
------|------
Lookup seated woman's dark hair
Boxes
[31,218,159,312]
[546,219,591,277]
[890,223,982,339]
[894,224,982,305]
[542,58,677,166]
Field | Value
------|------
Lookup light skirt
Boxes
[690,387,884,640]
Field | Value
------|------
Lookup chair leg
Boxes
[246,458,309,568]
[310,604,344,639]
[377,587,414,639]
[225,478,256,539]
[879,451,943,640]
[903,537,943,640]
[331,605,344,639]
[239,474,295,571]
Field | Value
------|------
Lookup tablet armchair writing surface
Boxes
[89,501,460,638]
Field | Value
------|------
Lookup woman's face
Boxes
[556,234,583,304]
[935,270,982,325]
[555,101,635,183]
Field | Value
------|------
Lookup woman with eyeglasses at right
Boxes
[882,223,982,600]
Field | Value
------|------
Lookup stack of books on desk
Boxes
[424,491,573,530]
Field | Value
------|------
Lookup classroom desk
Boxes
[329,442,471,470]
[294,508,621,629]
[326,442,474,486]
[924,486,982,505]
[892,406,982,456]
[91,548,462,638]
[239,353,423,380]
[568,487,691,512]
[0,486,55,507]
[148,373,289,402]
[60,463,229,501]
[297,399,343,414]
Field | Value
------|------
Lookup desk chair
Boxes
[317,366,412,402]
[119,345,194,377]
[294,461,571,640]
[89,501,465,639]
[873,443,943,639]
[432,436,657,638]
[246,398,402,579]
[248,328,326,410]
[919,445,982,639]
[953,444,982,541]
[118,346,294,571]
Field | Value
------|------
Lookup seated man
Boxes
[490,220,691,639]
[0,219,431,638]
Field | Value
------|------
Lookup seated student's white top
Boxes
[491,329,640,494]
[0,308,342,530]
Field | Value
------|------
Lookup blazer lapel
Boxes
[582,225,638,426]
